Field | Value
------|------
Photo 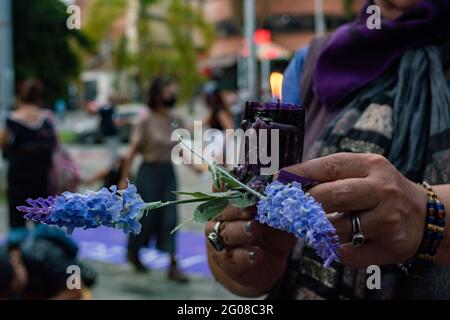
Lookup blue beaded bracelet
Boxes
[399,182,446,277]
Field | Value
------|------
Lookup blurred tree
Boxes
[83,0,129,46]
[342,0,355,19]
[83,0,214,101]
[12,0,91,106]
[231,0,244,33]
[83,0,131,97]
[136,0,214,100]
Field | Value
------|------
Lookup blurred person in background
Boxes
[0,225,96,300]
[98,96,120,165]
[0,80,57,231]
[206,0,450,300]
[54,98,67,123]
[83,155,126,188]
[119,77,189,282]
[202,82,235,168]
[203,82,234,132]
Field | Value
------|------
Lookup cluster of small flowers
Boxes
[256,181,340,267]
[17,184,146,234]
[17,178,340,268]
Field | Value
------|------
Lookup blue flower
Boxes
[256,181,340,267]
[17,183,146,235]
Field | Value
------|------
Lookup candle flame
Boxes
[270,72,283,101]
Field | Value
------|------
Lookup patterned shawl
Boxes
[270,38,450,300]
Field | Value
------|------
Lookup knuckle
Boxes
[213,252,229,270]
[220,222,237,245]
[366,154,390,168]
[219,222,229,242]
[239,208,253,220]
[331,184,353,208]
[380,182,402,200]
[385,207,402,224]
[215,205,238,221]
[378,207,402,236]
[221,230,231,245]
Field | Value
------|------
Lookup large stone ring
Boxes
[208,221,224,251]
[350,214,365,247]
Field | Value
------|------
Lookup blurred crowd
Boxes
[0,74,238,299]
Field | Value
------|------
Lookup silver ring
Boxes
[214,221,222,235]
[350,214,365,247]
[208,221,224,251]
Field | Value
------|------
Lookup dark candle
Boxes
[233,100,305,185]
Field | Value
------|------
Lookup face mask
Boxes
[162,96,177,108]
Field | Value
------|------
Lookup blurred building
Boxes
[76,0,140,106]
[76,0,209,106]
[198,0,364,90]
[75,0,365,105]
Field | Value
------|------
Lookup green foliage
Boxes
[136,0,214,100]
[145,160,264,234]
[58,131,77,144]
[342,0,355,19]
[229,192,257,208]
[231,0,244,31]
[84,0,128,45]
[12,0,91,105]
[82,0,214,101]
[193,198,229,223]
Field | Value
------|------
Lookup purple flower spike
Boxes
[18,196,57,223]
[256,181,340,267]
[17,183,146,235]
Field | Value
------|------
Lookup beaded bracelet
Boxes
[399,182,446,277]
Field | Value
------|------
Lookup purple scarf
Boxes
[314,0,450,109]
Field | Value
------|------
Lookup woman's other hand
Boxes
[283,153,428,267]
[205,204,296,297]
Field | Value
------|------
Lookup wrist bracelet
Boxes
[399,182,446,277]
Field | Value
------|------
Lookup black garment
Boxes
[210,107,227,131]
[5,117,56,228]
[128,162,178,256]
[98,105,118,137]
[103,163,123,187]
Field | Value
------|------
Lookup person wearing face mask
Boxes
[119,77,189,282]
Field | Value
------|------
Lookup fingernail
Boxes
[245,220,253,233]
[277,170,319,190]
[248,251,256,263]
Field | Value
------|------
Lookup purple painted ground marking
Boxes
[0,228,212,276]
[71,227,211,276]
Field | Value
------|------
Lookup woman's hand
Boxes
[119,144,138,190]
[283,153,428,268]
[205,205,296,297]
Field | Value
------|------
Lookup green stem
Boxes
[170,216,195,234]
[176,134,266,200]
[215,164,265,199]
[144,197,210,211]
